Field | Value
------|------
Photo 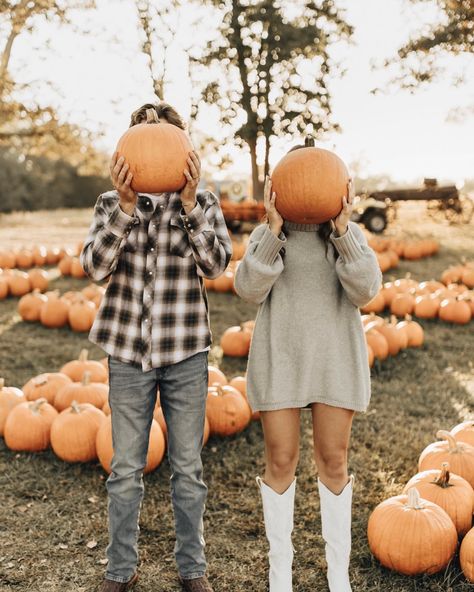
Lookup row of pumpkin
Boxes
[367,425,474,582]
[0,353,256,473]
[362,273,474,325]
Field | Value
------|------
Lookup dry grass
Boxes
[0,204,473,591]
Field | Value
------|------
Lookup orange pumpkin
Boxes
[40,292,70,328]
[220,325,252,357]
[32,245,47,267]
[0,275,8,299]
[16,248,34,269]
[414,294,439,319]
[60,349,108,383]
[460,527,474,582]
[208,366,227,387]
[360,291,385,314]
[4,398,58,451]
[206,385,252,436]
[451,420,474,448]
[8,271,31,297]
[96,416,165,474]
[28,269,49,292]
[271,144,349,224]
[18,290,47,322]
[0,378,26,436]
[439,298,472,325]
[403,463,474,536]
[213,270,234,293]
[68,297,96,332]
[46,247,61,265]
[51,402,105,462]
[396,316,424,347]
[367,320,401,356]
[364,326,389,360]
[58,255,73,276]
[380,282,398,306]
[390,292,415,317]
[229,375,260,421]
[22,372,72,405]
[367,487,457,575]
[54,372,108,412]
[419,430,474,488]
[70,257,87,279]
[116,112,194,193]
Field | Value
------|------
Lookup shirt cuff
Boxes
[253,226,287,265]
[330,226,364,263]
[180,203,211,237]
[108,204,138,238]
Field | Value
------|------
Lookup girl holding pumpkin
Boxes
[234,145,382,592]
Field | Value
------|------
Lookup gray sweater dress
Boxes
[233,221,382,412]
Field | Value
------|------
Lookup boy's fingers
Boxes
[125,172,133,186]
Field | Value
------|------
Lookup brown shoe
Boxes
[179,575,214,592]
[99,572,138,592]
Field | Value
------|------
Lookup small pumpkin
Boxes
[4,398,58,451]
[50,401,105,462]
[396,315,424,347]
[60,349,108,383]
[58,255,73,276]
[208,366,227,387]
[229,375,260,420]
[54,371,108,412]
[439,298,472,325]
[213,270,235,293]
[0,275,8,299]
[68,297,96,332]
[414,294,439,319]
[419,430,474,488]
[360,291,385,314]
[0,378,26,436]
[40,291,70,328]
[22,372,72,405]
[367,487,458,575]
[403,463,474,536]
[32,245,48,267]
[70,257,87,279]
[206,385,252,436]
[8,271,31,297]
[96,415,165,474]
[364,326,389,361]
[18,289,47,322]
[390,292,415,317]
[15,248,34,269]
[220,325,252,357]
[153,405,211,444]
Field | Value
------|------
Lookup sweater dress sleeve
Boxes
[330,221,382,308]
[234,224,287,304]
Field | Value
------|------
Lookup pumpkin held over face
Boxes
[115,109,194,193]
[271,140,349,224]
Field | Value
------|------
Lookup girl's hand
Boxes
[110,152,137,216]
[331,178,355,236]
[181,151,201,214]
[264,176,283,236]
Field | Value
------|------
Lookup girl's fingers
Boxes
[190,151,201,169]
[184,169,192,181]
[117,162,129,185]
[342,195,348,209]
[187,157,199,179]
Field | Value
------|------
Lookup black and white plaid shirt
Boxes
[80,189,232,371]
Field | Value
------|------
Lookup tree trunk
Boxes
[248,137,264,200]
[264,132,271,180]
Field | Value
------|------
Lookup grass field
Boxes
[0,203,473,591]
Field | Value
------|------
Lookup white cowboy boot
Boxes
[318,475,354,592]
[256,476,296,592]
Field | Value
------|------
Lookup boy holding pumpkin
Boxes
[80,102,232,592]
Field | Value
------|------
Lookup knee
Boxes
[267,449,298,479]
[107,469,144,502]
[316,447,347,479]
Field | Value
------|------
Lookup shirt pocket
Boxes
[122,222,140,253]
[169,216,193,258]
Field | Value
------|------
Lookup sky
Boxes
[6,0,474,186]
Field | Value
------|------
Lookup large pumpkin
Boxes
[23,372,72,405]
[115,109,193,193]
[0,378,26,436]
[206,385,252,436]
[367,487,458,575]
[60,349,108,383]
[50,402,105,462]
[271,139,349,224]
[54,371,108,412]
[4,398,58,451]
[419,430,474,488]
[460,527,474,583]
[96,415,165,474]
[403,463,474,536]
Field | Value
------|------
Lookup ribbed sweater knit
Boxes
[234,221,382,412]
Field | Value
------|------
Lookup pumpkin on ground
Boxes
[451,420,474,448]
[54,372,108,412]
[116,110,194,193]
[22,372,72,405]
[0,378,26,436]
[220,325,252,357]
[439,298,472,325]
[60,349,108,383]
[403,463,474,536]
[153,405,211,444]
[364,326,389,361]
[396,316,424,347]
[367,487,458,575]
[68,297,96,332]
[8,271,31,297]
[0,275,8,299]
[70,257,87,279]
[460,527,474,583]
[50,402,105,462]
[271,139,349,224]
[419,430,474,488]
[40,292,70,328]
[206,385,252,436]
[96,415,165,474]
[28,269,49,292]
[18,290,47,322]
[229,375,260,421]
[208,366,228,387]
[4,398,58,451]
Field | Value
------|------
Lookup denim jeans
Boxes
[105,350,209,583]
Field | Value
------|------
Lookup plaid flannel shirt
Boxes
[80,189,232,371]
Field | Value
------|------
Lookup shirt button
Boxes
[160,205,164,209]
[146,200,150,206]
[148,271,153,276]
[144,319,148,323]
[190,229,194,233]
[150,247,154,252]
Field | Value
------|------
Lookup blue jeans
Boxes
[105,351,209,583]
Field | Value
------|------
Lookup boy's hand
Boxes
[331,178,355,237]
[264,176,283,236]
[181,151,201,214]
[110,152,137,216]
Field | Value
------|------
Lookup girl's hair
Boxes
[264,136,336,258]
[129,102,186,129]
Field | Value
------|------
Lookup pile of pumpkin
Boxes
[441,260,474,288]
[366,234,439,261]
[362,273,474,325]
[368,424,474,582]
[0,268,50,300]
[220,197,266,222]
[0,351,257,474]
[18,284,105,331]
[0,245,66,269]
[220,320,255,357]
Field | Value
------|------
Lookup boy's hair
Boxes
[129,102,186,129]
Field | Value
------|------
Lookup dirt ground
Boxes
[0,203,473,591]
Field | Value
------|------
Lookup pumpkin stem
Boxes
[30,397,47,413]
[70,400,81,414]
[79,349,89,362]
[0,378,4,389]
[146,108,159,124]
[405,314,413,322]
[436,429,459,452]
[406,487,424,510]
[82,371,91,386]
[33,375,48,387]
[304,136,315,147]
[433,462,452,488]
